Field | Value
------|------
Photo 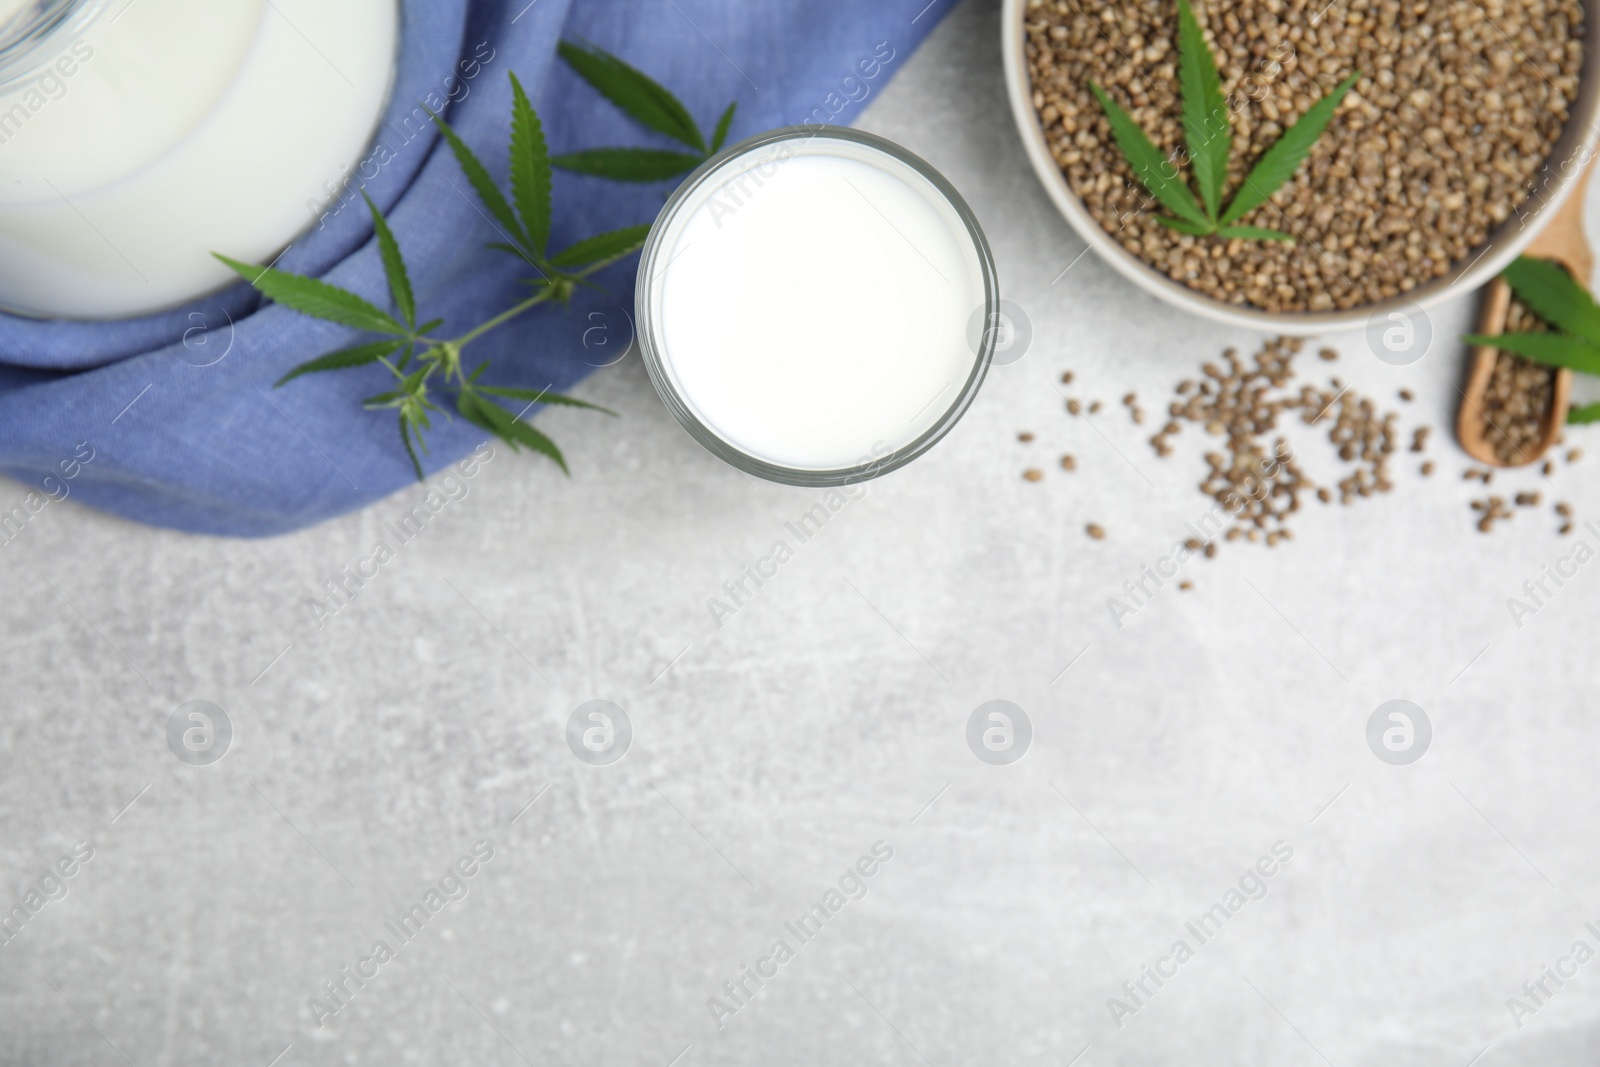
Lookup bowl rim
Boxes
[999,0,1600,335]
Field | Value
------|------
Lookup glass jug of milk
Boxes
[0,0,398,320]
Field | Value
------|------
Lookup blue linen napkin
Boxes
[0,0,956,536]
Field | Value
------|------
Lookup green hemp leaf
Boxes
[1089,0,1359,242]
[553,39,738,182]
[1462,255,1600,426]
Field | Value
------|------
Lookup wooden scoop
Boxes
[1456,159,1595,466]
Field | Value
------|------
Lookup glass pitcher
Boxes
[0,0,397,320]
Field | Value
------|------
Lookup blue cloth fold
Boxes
[0,0,954,536]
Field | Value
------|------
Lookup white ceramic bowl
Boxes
[999,0,1600,335]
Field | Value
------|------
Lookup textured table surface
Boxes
[5,1,1600,1064]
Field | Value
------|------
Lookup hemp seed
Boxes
[1480,297,1558,465]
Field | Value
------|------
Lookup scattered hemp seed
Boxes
[1018,431,1035,443]
[1143,336,1407,552]
[1515,491,1542,507]
[1556,502,1573,517]
[1040,336,1447,551]
[1472,496,1514,533]
[1089,400,1103,414]
[1568,448,1583,463]
[1319,348,1338,362]
[1399,389,1414,402]
[1061,371,1073,384]
[1561,522,1575,535]
[1543,460,1556,476]
[1023,468,1043,482]
[1178,580,1194,591]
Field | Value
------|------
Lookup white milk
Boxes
[0,0,397,319]
[0,1,34,27]
[644,133,991,473]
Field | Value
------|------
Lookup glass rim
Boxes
[0,0,107,92]
[634,124,1000,488]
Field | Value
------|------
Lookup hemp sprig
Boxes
[218,43,730,481]
[1089,0,1359,242]
[1464,256,1600,425]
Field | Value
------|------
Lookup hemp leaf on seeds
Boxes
[1464,255,1600,425]
[1089,0,1359,241]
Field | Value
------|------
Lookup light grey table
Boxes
[4,1,1600,1064]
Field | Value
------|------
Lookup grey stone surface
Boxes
[5,0,1600,1063]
